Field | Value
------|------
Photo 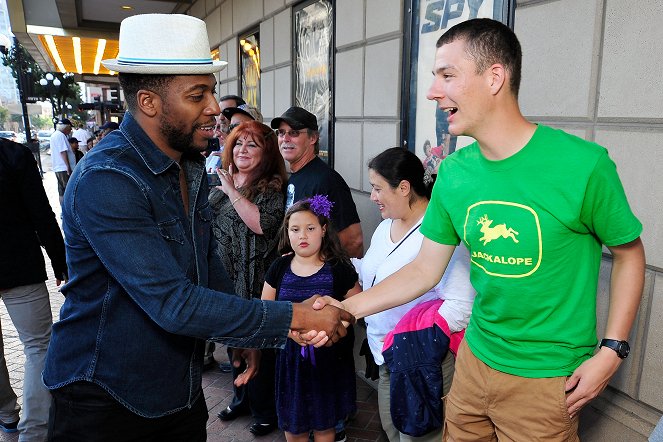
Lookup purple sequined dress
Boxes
[275,263,356,434]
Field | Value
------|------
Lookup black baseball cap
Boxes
[100,121,119,130]
[270,106,318,131]
[59,118,72,126]
[68,137,79,143]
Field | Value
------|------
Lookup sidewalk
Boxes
[0,156,652,441]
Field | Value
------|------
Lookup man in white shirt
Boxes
[72,124,92,153]
[50,118,75,205]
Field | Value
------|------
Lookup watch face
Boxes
[618,342,630,358]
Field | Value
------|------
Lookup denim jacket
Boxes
[43,112,292,417]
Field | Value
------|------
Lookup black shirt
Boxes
[286,156,360,232]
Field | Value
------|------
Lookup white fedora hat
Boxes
[102,14,227,74]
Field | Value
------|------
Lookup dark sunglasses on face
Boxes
[225,123,241,134]
[275,129,304,138]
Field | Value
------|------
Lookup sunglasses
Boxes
[275,129,304,138]
[224,123,241,134]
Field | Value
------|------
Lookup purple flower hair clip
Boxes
[307,194,334,219]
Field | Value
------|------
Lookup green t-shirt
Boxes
[421,125,642,378]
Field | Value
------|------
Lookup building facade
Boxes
[189,0,662,437]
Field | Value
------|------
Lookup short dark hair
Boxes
[436,18,522,97]
[219,95,246,106]
[368,147,432,204]
[118,74,175,112]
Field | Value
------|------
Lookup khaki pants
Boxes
[444,340,579,442]
[378,350,455,442]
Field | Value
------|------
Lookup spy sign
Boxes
[421,0,496,34]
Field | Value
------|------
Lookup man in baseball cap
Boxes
[43,14,354,441]
[272,106,364,257]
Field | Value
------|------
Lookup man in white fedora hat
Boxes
[42,13,353,441]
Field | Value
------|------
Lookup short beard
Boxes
[159,115,197,154]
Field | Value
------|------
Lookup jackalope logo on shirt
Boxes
[464,201,541,278]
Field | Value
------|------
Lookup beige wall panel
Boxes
[273,9,291,65]
[640,273,663,410]
[205,7,222,48]
[365,0,402,39]
[232,0,262,33]
[218,81,229,97]
[260,18,275,69]
[598,1,663,119]
[225,38,239,80]
[336,48,364,117]
[218,41,229,80]
[356,192,384,251]
[334,122,362,189]
[226,79,239,96]
[362,122,400,192]
[260,69,275,119]
[363,39,401,117]
[220,1,233,41]
[206,0,218,15]
[336,0,364,47]
[516,0,598,118]
[274,66,292,115]
[264,0,284,16]
[595,129,663,268]
[190,0,206,19]
[596,260,654,397]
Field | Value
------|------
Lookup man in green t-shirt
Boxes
[315,18,645,441]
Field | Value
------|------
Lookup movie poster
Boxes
[240,32,260,108]
[294,0,333,163]
[408,0,513,175]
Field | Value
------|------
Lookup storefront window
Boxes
[403,0,515,175]
[239,31,260,108]
[293,0,333,163]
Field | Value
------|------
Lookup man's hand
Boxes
[289,329,329,347]
[230,348,261,387]
[312,295,344,310]
[312,296,351,328]
[565,348,622,418]
[291,295,355,347]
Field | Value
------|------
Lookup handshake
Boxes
[289,295,352,348]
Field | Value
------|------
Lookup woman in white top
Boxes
[355,147,475,442]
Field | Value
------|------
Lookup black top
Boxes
[265,254,358,302]
[0,139,67,289]
[286,157,360,232]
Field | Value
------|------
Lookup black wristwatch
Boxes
[599,339,630,359]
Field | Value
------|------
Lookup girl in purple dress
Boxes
[262,196,360,442]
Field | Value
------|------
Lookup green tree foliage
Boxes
[31,114,53,129]
[0,106,9,126]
